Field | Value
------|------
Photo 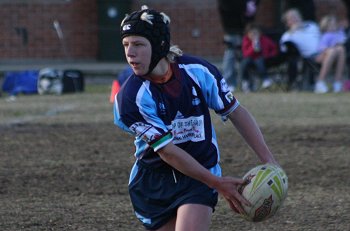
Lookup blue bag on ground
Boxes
[2,70,39,95]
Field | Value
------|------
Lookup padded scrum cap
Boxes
[120,6,170,75]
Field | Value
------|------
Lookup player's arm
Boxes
[228,105,277,164]
[157,142,250,213]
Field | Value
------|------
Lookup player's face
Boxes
[122,36,152,76]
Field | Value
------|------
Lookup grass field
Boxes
[0,85,349,230]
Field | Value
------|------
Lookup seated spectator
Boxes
[218,0,261,92]
[240,24,278,92]
[313,14,347,93]
[284,0,316,22]
[280,8,321,90]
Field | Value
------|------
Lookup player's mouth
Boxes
[129,61,139,68]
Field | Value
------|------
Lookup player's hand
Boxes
[214,176,251,214]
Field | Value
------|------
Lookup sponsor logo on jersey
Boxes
[171,114,205,144]
[130,122,160,143]
[175,110,184,119]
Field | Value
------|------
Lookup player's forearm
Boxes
[228,105,277,164]
[157,142,220,189]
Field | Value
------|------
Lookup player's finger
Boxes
[229,202,240,213]
[226,197,246,215]
[233,191,251,207]
[233,178,246,185]
[225,198,239,213]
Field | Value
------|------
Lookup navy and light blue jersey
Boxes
[114,54,239,171]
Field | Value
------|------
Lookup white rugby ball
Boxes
[239,163,288,222]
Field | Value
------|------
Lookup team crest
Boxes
[159,102,166,115]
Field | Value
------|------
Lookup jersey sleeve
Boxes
[179,58,240,121]
[114,80,173,154]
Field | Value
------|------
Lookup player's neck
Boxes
[146,61,172,84]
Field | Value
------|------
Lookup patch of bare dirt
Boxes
[0,122,349,230]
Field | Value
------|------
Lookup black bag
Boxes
[62,70,84,93]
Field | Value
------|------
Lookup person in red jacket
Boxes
[240,23,279,92]
[218,0,261,92]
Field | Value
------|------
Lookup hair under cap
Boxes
[120,6,171,75]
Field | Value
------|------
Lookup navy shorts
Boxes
[129,161,219,230]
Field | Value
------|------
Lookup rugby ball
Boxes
[239,163,288,222]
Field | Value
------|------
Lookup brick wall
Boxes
[136,1,225,59]
[0,0,347,61]
[0,0,98,61]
